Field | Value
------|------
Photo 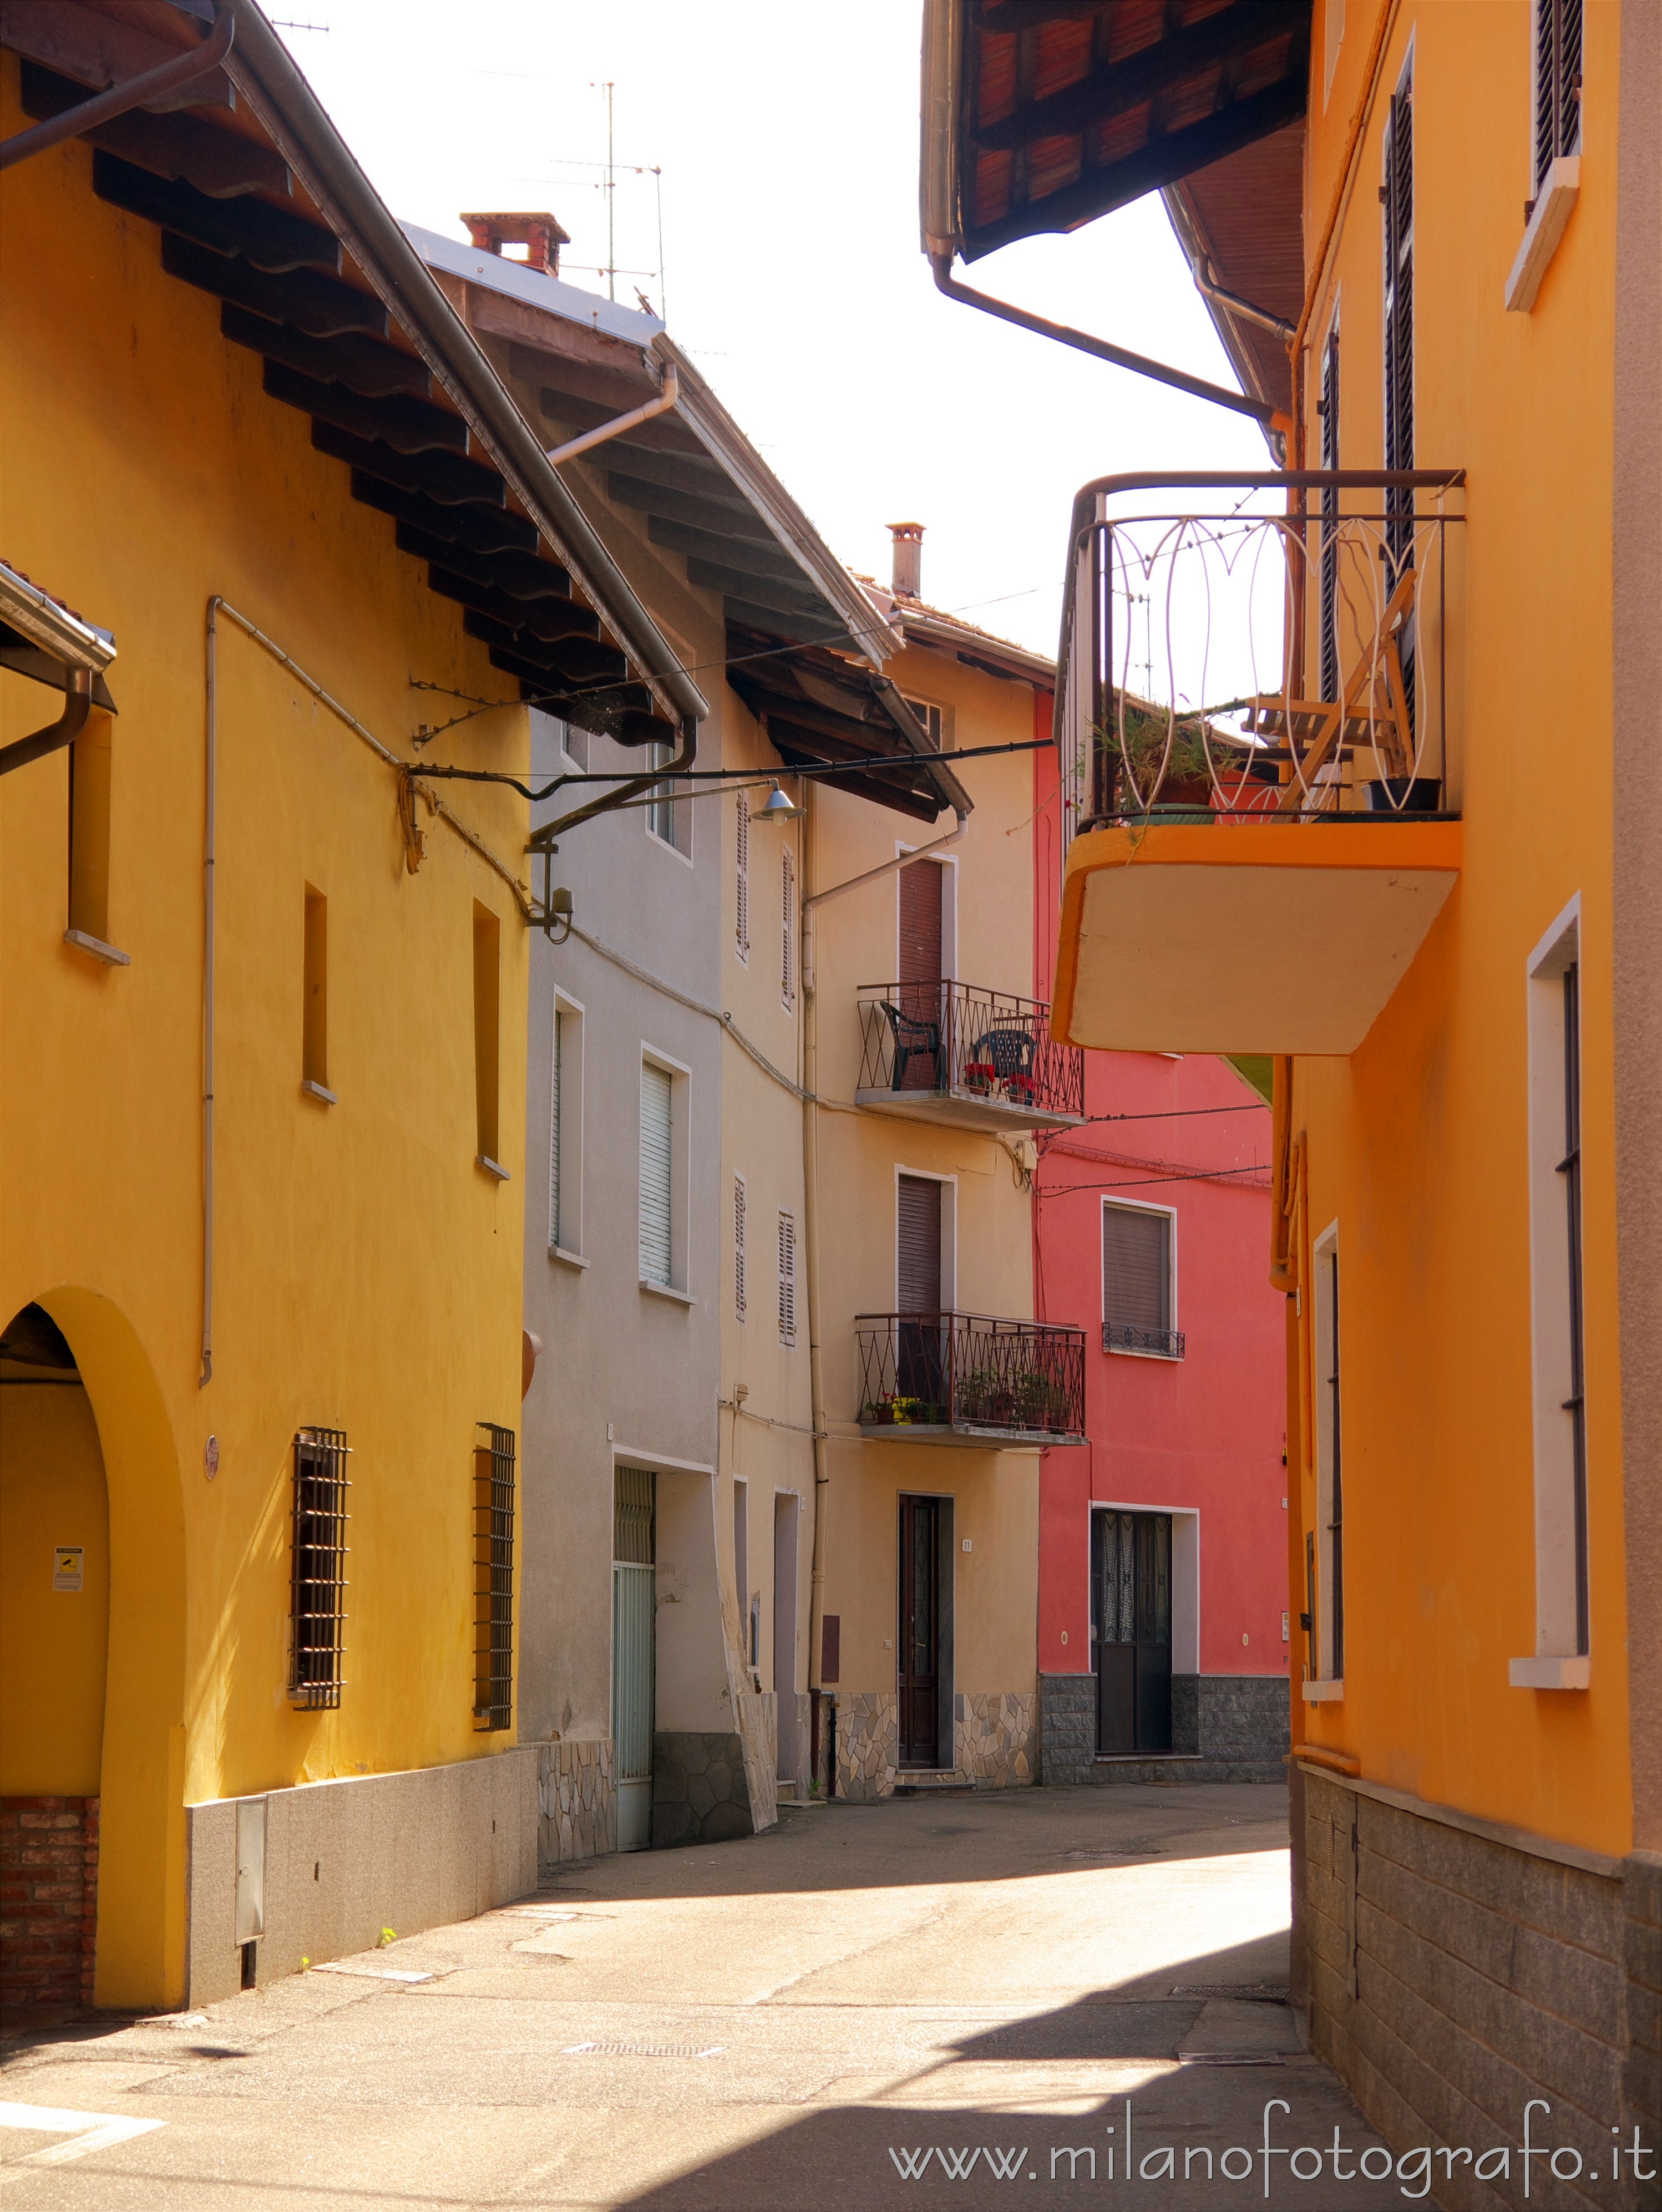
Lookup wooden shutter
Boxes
[639,1063,673,1287]
[781,846,795,1007]
[1319,325,1341,703]
[549,1011,564,1250]
[896,1174,943,1313]
[899,860,943,986]
[1535,0,1583,189]
[734,789,749,963]
[1102,1204,1171,1332]
[777,1210,797,1345]
[733,1174,747,1320]
[1382,80,1413,560]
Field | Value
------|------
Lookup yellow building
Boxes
[0,2,698,2011]
[924,0,1659,2178]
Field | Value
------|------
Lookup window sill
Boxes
[476,1154,511,1182]
[1301,1678,1344,1702]
[640,1278,694,1306]
[1105,1343,1184,1362]
[300,1079,337,1106]
[1508,1655,1590,1691]
[549,1245,588,1270]
[63,928,130,967]
[1505,154,1579,312]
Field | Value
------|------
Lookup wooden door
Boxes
[898,1495,940,1768]
[1092,1509,1173,1754]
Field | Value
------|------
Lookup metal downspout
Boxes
[0,3,235,171]
[0,668,91,779]
[546,364,679,468]
[202,599,220,1388]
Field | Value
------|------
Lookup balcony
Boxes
[855,981,1084,1131]
[1052,471,1466,1056]
[855,1312,1087,1448]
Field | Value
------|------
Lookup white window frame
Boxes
[893,1165,957,1312]
[900,692,951,749]
[777,1208,798,1348]
[560,717,589,773]
[1100,1196,1179,1358]
[733,1171,747,1323]
[894,843,959,982]
[645,741,693,866]
[1512,894,1591,1689]
[549,990,586,1262]
[639,1043,693,1300]
[1308,1221,1344,1692]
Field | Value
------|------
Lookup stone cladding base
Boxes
[537,1738,615,1871]
[652,1731,772,1847]
[832,1691,1036,1803]
[0,1795,98,2012]
[1040,1672,1289,1786]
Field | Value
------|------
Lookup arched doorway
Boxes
[0,1290,187,2012]
[0,1305,108,2015]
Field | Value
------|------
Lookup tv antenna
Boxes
[590,79,616,301]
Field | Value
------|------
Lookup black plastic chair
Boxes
[970,1025,1036,1087]
[880,1000,944,1090]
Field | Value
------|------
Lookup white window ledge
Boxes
[1508,1655,1590,1690]
[63,928,130,967]
[640,1278,694,1306]
[300,1078,337,1105]
[1301,1678,1345,1702]
[1505,155,1579,312]
[549,1245,589,1270]
[475,1154,511,1182]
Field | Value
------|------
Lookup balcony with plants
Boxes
[854,981,1084,1132]
[855,1312,1086,1448]
[1052,470,1468,1057]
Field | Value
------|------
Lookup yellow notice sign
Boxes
[53,1546,84,1592]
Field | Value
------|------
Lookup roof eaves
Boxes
[222,1,706,728]
[403,220,666,349]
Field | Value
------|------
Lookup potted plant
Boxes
[960,1367,1014,1424]
[890,1394,921,1426]
[960,1061,996,1097]
[863,1398,895,1425]
[1096,706,1223,819]
[1012,1372,1067,1430]
[1006,1072,1036,1108]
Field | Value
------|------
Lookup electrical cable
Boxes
[1037,1166,1270,1198]
[411,733,1056,803]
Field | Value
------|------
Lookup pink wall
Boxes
[1031,697,1288,1684]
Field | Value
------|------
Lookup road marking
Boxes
[0,2102,165,2179]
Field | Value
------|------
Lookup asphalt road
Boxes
[0,1782,1413,2209]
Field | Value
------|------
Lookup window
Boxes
[733,1173,747,1320]
[901,693,946,748]
[302,886,328,1094]
[473,1423,515,1731]
[640,1061,673,1288]
[1382,65,1414,569]
[549,997,584,1256]
[778,1209,797,1347]
[1318,318,1341,704]
[67,716,113,948]
[1519,901,1590,1680]
[1102,1201,1183,1358]
[781,845,795,1011]
[561,717,589,773]
[1533,0,1582,193]
[1312,1227,1344,1682]
[288,1428,348,1710]
[734,788,749,964]
[646,740,688,858]
[473,902,502,1172]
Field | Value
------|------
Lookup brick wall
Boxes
[0,1795,98,2012]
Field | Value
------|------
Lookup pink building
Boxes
[1031,712,1290,1784]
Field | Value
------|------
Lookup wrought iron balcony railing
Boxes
[1055,471,1466,844]
[856,1312,1086,1445]
[1105,1321,1185,1359]
[855,980,1084,1130]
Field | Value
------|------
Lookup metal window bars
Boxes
[1104,1321,1186,1359]
[473,1422,516,1732]
[288,1427,348,1710]
[856,980,1085,1120]
[856,1312,1086,1441]
[1055,471,1465,858]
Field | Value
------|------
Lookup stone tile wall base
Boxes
[186,1749,538,2006]
[1038,1673,1095,1785]
[652,1731,768,1848]
[955,1692,1035,1787]
[1297,1764,1657,2212]
[834,1693,898,1804]
[0,1795,98,2011]
[537,1738,615,1874]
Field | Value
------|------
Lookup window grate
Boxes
[733,1173,747,1321]
[289,1428,348,1709]
[474,1422,515,1732]
[781,846,795,1010]
[1104,1321,1185,1359]
[1534,0,1583,191]
[734,789,749,963]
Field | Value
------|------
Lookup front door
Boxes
[1092,1509,1173,1754]
[898,1494,940,1768]
[612,1466,656,1849]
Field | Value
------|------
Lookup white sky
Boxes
[275,1,1269,661]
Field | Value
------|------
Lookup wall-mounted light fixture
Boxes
[751,780,802,824]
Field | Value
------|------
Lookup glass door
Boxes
[612,1466,656,1850]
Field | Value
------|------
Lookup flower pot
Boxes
[1366,777,1442,813]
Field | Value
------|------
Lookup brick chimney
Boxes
[888,522,924,598]
[459,211,570,276]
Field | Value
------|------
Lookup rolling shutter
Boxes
[781,846,795,1008]
[899,859,943,986]
[734,1174,747,1321]
[1102,1204,1171,1332]
[639,1062,673,1287]
[778,1210,797,1346]
[897,1174,943,1313]
[735,788,749,963]
[1382,79,1413,563]
[549,1012,564,1250]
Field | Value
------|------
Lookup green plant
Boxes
[1012,1371,1068,1427]
[1096,706,1215,799]
[378,1927,397,1947]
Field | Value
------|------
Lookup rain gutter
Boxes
[0,2,234,171]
